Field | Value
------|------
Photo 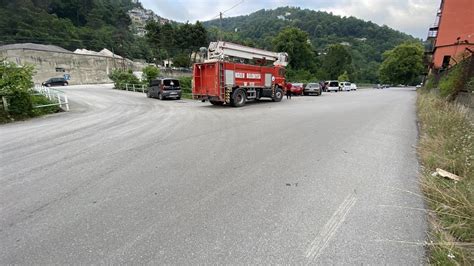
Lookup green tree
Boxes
[173,53,191,67]
[378,42,424,85]
[338,71,349,81]
[160,23,176,59]
[272,27,315,70]
[322,44,352,80]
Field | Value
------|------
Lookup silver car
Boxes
[304,83,322,96]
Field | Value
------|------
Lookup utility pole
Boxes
[217,1,244,42]
[219,12,223,41]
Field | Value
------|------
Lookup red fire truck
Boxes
[192,42,288,107]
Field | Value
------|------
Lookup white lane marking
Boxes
[305,193,357,262]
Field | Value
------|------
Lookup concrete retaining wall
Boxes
[0,48,147,85]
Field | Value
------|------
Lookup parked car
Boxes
[326,80,340,92]
[416,84,422,89]
[289,83,304,96]
[304,83,322,96]
[350,83,357,90]
[374,84,383,89]
[42,77,68,87]
[340,82,352,91]
[147,78,182,100]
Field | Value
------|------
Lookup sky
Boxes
[140,0,441,39]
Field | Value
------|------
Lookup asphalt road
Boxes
[0,85,426,264]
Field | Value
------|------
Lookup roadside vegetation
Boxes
[109,66,192,98]
[0,60,60,123]
[417,59,473,264]
[379,42,425,86]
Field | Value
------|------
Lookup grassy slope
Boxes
[417,91,473,264]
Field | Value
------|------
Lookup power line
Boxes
[214,0,244,41]
[210,0,245,20]
[221,0,244,15]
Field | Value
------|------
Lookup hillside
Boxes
[204,7,418,82]
[0,0,152,60]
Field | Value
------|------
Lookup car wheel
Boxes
[231,88,246,107]
[63,82,68,86]
[272,87,284,102]
[158,93,164,100]
[46,84,51,87]
[176,97,181,100]
[146,91,151,98]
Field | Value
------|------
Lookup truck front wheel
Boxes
[231,89,246,107]
[273,87,283,102]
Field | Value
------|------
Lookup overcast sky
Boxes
[140,0,441,39]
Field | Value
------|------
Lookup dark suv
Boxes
[42,77,68,87]
[147,78,182,100]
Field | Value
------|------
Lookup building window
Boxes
[55,67,66,72]
[441,55,451,69]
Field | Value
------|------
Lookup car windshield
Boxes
[164,80,179,86]
[307,83,318,88]
[293,83,303,87]
[329,82,339,87]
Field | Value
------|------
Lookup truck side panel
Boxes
[193,62,221,100]
[193,61,286,102]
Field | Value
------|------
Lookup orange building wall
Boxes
[433,0,474,68]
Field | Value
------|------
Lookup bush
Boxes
[109,69,140,89]
[7,90,33,116]
[179,77,192,94]
[142,65,160,85]
[30,95,60,116]
[0,60,34,96]
[0,60,62,122]
[423,73,438,90]
[439,65,464,97]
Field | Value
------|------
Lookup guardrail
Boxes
[114,83,147,93]
[33,85,69,111]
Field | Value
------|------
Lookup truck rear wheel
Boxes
[231,89,246,107]
[272,87,283,102]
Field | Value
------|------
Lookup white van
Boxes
[340,82,352,91]
[326,80,340,92]
[350,83,357,90]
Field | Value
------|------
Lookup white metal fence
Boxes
[115,83,147,93]
[33,85,70,111]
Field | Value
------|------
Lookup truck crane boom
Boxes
[207,41,288,67]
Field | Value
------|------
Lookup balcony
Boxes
[427,30,438,39]
[424,41,435,54]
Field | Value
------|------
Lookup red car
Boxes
[289,83,304,96]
